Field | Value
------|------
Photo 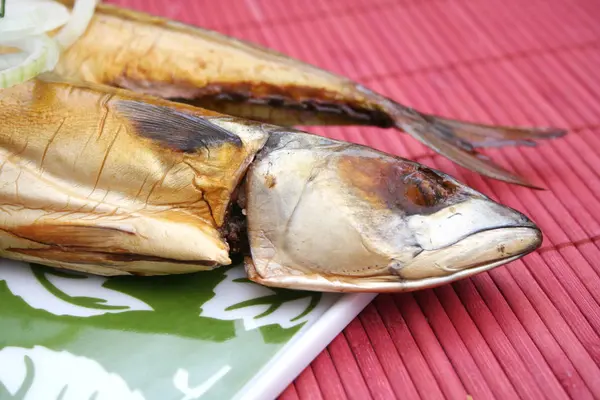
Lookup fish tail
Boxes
[380,99,566,189]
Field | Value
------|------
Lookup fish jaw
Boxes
[244,131,542,292]
[244,229,540,292]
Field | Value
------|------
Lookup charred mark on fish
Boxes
[402,168,464,208]
[338,155,467,215]
[116,100,243,152]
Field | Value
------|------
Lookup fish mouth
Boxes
[406,197,540,251]
[394,226,542,289]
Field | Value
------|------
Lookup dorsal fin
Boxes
[116,100,242,152]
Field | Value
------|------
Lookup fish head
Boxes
[244,131,541,292]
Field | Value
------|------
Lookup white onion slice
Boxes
[0,0,99,88]
[0,52,29,70]
[0,0,71,42]
[0,34,60,88]
[54,0,99,49]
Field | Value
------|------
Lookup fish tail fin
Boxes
[383,101,566,189]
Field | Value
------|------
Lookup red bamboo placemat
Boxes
[107,0,600,398]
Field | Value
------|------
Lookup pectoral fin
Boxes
[116,100,243,152]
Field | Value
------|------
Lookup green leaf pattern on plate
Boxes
[0,346,145,399]
[0,262,153,317]
[0,259,339,399]
[200,267,322,331]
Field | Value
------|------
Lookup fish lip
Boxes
[437,225,542,272]
[395,225,542,287]
[428,221,540,253]
[446,222,541,258]
[407,197,539,251]
[393,251,533,292]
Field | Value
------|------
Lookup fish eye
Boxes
[401,168,460,209]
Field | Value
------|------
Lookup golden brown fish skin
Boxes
[54,3,373,112]
[0,78,267,276]
[52,2,395,130]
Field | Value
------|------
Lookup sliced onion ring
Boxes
[0,34,60,89]
[0,0,71,42]
[0,0,99,88]
[54,0,99,49]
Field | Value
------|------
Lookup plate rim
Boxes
[233,293,377,400]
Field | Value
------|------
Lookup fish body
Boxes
[0,78,541,292]
[0,78,264,275]
[52,2,567,188]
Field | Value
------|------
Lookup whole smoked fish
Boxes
[0,78,542,292]
[52,2,567,188]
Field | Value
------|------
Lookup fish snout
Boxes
[406,197,540,251]
[395,198,542,285]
